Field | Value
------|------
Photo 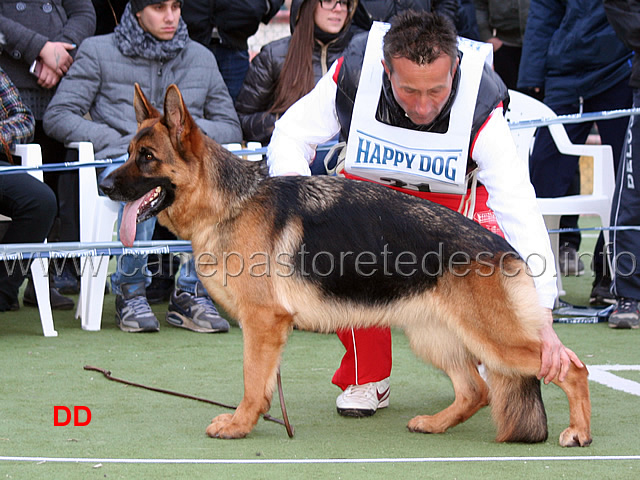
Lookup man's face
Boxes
[383,54,458,126]
[136,0,181,41]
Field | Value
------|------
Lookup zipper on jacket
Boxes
[579,96,584,115]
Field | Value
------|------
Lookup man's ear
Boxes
[133,83,161,126]
[382,59,391,77]
[452,56,460,76]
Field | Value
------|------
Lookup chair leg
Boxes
[30,258,58,337]
[82,255,110,331]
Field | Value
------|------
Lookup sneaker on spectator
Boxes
[558,244,585,276]
[589,276,616,306]
[608,297,640,329]
[115,283,159,332]
[166,285,229,333]
[336,378,390,417]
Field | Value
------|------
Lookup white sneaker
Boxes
[336,378,390,417]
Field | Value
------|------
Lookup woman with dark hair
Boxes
[236,0,359,150]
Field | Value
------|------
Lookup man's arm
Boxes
[43,40,125,154]
[267,61,342,176]
[472,108,583,382]
[517,0,565,91]
[57,0,96,47]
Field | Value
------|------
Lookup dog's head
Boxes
[100,83,199,246]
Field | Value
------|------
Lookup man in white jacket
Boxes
[268,10,583,417]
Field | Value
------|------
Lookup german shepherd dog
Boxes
[100,84,592,446]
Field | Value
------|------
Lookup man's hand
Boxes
[538,308,584,384]
[36,62,62,89]
[38,41,75,77]
[487,37,503,52]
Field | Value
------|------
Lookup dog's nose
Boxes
[98,173,115,197]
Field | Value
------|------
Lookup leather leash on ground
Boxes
[84,365,294,438]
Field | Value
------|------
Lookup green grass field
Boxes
[1,216,639,479]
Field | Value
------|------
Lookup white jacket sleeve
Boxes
[472,108,558,309]
[267,62,342,177]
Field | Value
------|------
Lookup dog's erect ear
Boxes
[163,84,196,143]
[133,83,161,126]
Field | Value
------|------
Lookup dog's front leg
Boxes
[206,307,292,439]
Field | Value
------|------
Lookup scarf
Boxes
[114,3,189,61]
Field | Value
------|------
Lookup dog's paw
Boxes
[206,414,250,439]
[407,415,447,434]
[559,426,592,447]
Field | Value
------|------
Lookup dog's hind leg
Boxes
[206,306,292,439]
[408,358,489,434]
[405,324,489,434]
[552,364,592,447]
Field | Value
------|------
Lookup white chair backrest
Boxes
[505,89,615,199]
[504,90,555,166]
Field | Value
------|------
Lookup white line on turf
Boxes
[588,364,640,396]
[0,456,639,464]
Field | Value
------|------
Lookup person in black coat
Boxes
[235,0,359,147]
[182,0,284,101]
[518,0,633,305]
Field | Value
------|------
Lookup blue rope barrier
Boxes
[508,107,640,130]
[0,241,192,261]
[0,158,126,175]
[2,107,639,176]
[0,141,339,175]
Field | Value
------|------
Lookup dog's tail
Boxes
[489,372,548,443]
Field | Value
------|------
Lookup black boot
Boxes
[23,277,74,310]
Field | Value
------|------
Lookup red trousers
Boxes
[331,185,504,390]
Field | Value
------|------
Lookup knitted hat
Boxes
[130,0,182,14]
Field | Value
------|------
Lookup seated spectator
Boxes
[0,65,65,312]
[43,0,242,333]
[0,0,96,296]
[236,0,359,152]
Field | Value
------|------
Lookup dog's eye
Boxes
[139,149,155,163]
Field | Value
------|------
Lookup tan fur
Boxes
[104,84,592,446]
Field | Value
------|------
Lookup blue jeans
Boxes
[209,44,249,103]
[99,156,205,297]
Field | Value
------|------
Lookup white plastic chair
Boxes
[67,142,120,331]
[4,144,57,336]
[505,90,615,300]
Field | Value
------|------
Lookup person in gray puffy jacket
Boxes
[44,0,242,334]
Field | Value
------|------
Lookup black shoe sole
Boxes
[336,407,376,418]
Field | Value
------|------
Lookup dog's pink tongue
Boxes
[120,196,147,247]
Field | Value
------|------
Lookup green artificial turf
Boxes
[0,216,639,479]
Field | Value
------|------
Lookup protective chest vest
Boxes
[344,22,493,194]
